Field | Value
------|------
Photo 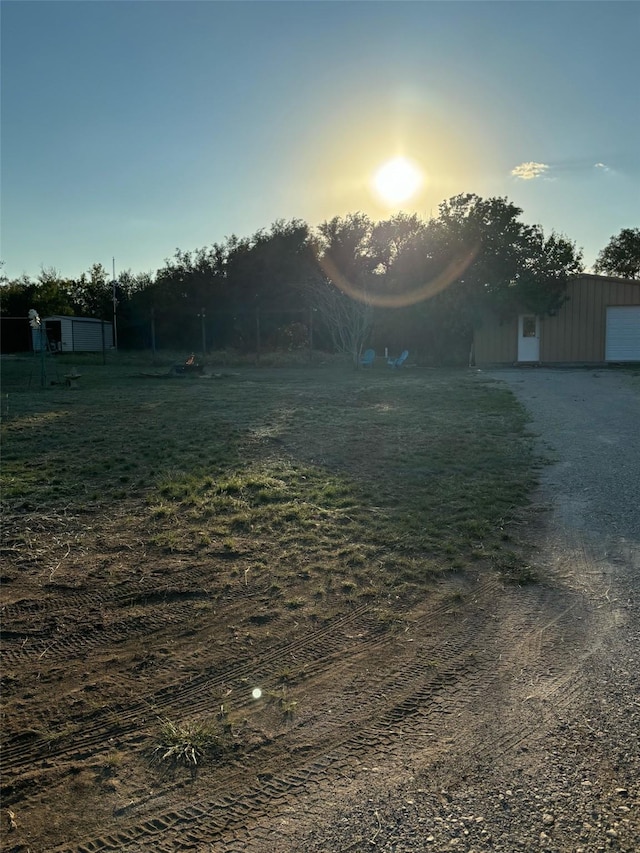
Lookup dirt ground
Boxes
[1,368,638,852]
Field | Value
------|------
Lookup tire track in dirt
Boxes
[14,565,603,853]
[0,604,193,667]
[36,573,587,853]
[7,567,604,853]
[1,593,100,622]
[0,558,255,621]
[6,556,607,853]
[1,602,375,773]
[213,583,609,853]
[3,549,270,602]
[226,579,610,852]
[0,565,284,668]
[1,577,500,849]
[463,538,612,759]
[51,640,489,852]
[1,574,503,775]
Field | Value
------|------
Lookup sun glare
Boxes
[373,156,423,204]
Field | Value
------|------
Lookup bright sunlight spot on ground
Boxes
[373,156,423,204]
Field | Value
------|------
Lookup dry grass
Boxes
[1,356,537,594]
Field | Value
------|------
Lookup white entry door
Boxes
[517,314,540,362]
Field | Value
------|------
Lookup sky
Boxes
[1,0,639,281]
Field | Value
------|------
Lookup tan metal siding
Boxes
[475,275,640,365]
[474,317,516,364]
[539,276,640,363]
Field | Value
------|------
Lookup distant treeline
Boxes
[1,194,584,364]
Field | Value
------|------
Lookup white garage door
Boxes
[605,306,640,362]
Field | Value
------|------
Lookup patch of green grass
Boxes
[1,361,539,607]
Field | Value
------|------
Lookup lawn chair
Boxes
[388,350,409,368]
[360,348,375,368]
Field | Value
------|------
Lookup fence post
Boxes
[256,306,261,364]
[200,307,207,356]
[150,308,157,362]
[40,325,46,387]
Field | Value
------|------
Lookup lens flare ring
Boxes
[317,246,478,308]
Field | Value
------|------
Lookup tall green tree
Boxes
[369,195,582,364]
[224,219,316,349]
[594,228,640,279]
[111,269,156,349]
[0,268,76,319]
[432,194,583,316]
[145,244,228,350]
[69,263,114,318]
[138,220,316,352]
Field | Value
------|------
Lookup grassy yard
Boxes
[0,354,544,848]
[1,354,537,595]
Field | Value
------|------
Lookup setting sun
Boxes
[373,156,423,204]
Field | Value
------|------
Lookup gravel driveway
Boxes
[479,367,640,850]
[493,368,640,548]
[289,368,640,853]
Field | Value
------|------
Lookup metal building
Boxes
[474,274,640,366]
[31,316,114,353]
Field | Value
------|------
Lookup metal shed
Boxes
[32,316,114,353]
[474,274,640,366]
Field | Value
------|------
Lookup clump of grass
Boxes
[264,686,299,720]
[151,717,233,777]
[103,750,124,770]
[492,551,538,585]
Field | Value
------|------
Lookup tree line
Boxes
[2,194,637,364]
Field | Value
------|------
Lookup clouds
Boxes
[511,162,550,181]
[511,160,615,181]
